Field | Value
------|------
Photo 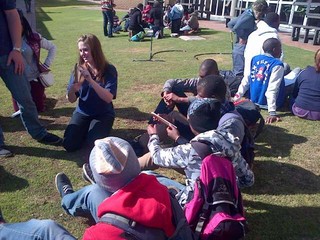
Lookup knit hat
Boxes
[187,98,222,133]
[89,137,141,193]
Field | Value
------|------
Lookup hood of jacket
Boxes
[255,20,278,37]
[83,173,175,239]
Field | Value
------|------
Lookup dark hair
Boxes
[197,74,226,101]
[199,59,219,77]
[262,38,281,55]
[17,9,36,42]
[137,3,143,10]
[264,12,280,29]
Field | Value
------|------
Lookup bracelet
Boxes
[13,47,22,53]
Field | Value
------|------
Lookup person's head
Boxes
[77,34,108,77]
[198,59,219,78]
[187,98,222,135]
[89,137,141,193]
[262,38,282,58]
[315,49,320,72]
[252,0,268,20]
[264,12,280,29]
[176,0,181,4]
[197,74,227,101]
[153,1,161,8]
[137,3,144,11]
[17,9,33,40]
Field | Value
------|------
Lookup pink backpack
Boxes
[184,152,248,240]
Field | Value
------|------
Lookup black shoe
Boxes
[108,35,114,38]
[38,133,63,146]
[0,208,5,223]
[55,173,74,198]
[82,163,95,184]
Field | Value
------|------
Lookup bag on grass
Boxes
[130,31,145,41]
[184,150,248,240]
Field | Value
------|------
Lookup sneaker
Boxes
[0,208,5,224]
[55,173,74,198]
[38,133,63,146]
[11,110,21,118]
[0,148,13,158]
[82,163,95,184]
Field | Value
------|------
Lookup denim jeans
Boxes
[63,111,114,152]
[61,172,184,223]
[232,43,246,76]
[0,55,47,140]
[61,184,112,223]
[0,219,76,240]
[102,10,113,37]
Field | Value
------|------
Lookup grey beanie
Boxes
[89,137,141,193]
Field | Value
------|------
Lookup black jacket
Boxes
[129,7,144,31]
[150,4,164,27]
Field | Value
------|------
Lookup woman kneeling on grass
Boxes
[292,49,320,120]
[63,34,118,152]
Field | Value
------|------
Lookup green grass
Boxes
[0,0,320,239]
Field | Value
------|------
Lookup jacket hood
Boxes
[175,3,184,12]
[256,20,278,37]
[91,173,175,238]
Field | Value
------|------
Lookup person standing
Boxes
[0,0,62,145]
[101,0,115,38]
[170,0,184,34]
[12,10,56,115]
[227,0,268,76]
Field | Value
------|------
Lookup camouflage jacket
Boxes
[148,116,254,206]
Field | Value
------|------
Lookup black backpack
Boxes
[99,191,195,240]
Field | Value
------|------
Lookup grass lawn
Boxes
[0,0,320,239]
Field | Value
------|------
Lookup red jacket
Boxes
[82,173,176,239]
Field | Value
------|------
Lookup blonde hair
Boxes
[315,49,320,72]
[77,34,109,83]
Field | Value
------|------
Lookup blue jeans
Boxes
[63,111,114,152]
[102,10,113,37]
[232,43,246,76]
[61,172,184,223]
[143,171,185,192]
[61,184,112,223]
[0,55,47,140]
[0,219,76,240]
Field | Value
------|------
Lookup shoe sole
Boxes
[55,173,63,195]
[82,164,95,184]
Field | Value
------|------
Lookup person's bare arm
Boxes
[5,9,24,75]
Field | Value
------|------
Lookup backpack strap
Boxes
[99,213,167,240]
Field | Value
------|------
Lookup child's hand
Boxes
[164,93,179,103]
[147,124,158,136]
[166,126,180,141]
[265,115,281,124]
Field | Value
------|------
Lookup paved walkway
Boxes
[199,20,319,53]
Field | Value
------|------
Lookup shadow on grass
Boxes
[0,166,29,192]
[115,107,150,121]
[255,125,307,158]
[8,145,88,167]
[245,200,320,239]
[111,128,146,141]
[243,160,320,195]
